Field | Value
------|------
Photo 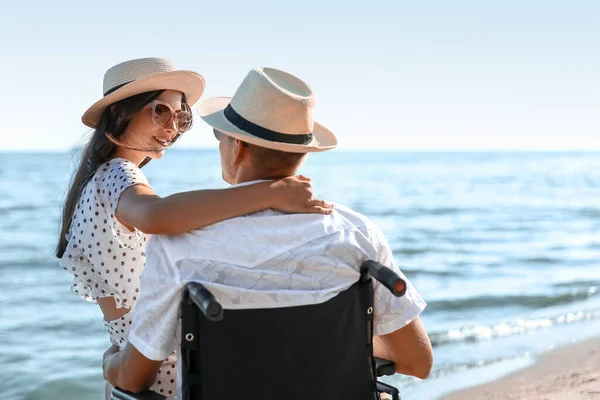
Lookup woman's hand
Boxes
[269,175,334,214]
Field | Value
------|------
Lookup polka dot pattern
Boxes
[59,158,149,306]
[58,158,176,397]
[105,314,177,396]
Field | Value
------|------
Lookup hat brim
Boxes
[82,70,205,128]
[197,97,337,153]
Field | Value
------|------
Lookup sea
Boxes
[1,150,600,399]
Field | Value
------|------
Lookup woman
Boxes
[56,58,332,398]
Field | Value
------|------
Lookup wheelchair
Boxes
[112,260,405,400]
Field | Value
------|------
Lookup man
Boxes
[103,67,433,398]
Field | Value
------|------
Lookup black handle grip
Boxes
[361,260,406,297]
[187,282,224,321]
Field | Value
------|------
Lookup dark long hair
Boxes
[55,90,165,258]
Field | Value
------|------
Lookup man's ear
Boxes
[232,139,248,166]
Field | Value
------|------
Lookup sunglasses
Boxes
[152,100,193,134]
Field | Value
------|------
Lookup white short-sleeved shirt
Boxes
[129,181,427,399]
[59,157,177,398]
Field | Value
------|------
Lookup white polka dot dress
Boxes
[59,158,177,398]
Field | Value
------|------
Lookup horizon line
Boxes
[3,147,600,154]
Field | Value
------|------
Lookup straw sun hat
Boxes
[198,67,337,153]
[82,57,205,128]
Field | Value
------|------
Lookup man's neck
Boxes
[232,170,294,185]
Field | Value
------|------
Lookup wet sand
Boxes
[443,337,600,400]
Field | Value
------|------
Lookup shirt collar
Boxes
[229,179,275,188]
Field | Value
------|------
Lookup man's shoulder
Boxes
[147,205,390,265]
[331,204,391,252]
[331,203,382,234]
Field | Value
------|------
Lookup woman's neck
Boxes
[112,147,146,166]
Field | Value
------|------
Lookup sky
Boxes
[0,1,598,151]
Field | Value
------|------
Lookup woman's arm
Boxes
[97,297,130,321]
[116,176,332,235]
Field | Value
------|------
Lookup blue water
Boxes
[1,150,600,399]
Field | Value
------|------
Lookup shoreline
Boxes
[442,336,600,400]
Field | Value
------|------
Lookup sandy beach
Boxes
[443,337,600,400]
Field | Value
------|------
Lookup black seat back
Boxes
[181,281,378,400]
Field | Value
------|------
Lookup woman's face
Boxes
[120,90,184,160]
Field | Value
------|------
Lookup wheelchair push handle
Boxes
[360,260,406,297]
[186,282,224,321]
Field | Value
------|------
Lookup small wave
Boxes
[0,258,54,269]
[575,207,600,218]
[415,207,475,216]
[392,246,430,256]
[516,256,562,265]
[397,267,466,278]
[0,204,52,215]
[552,280,600,289]
[362,207,485,218]
[427,288,599,312]
[427,354,526,380]
[429,308,600,347]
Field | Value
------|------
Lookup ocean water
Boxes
[1,150,600,399]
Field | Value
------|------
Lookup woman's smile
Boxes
[153,136,170,146]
